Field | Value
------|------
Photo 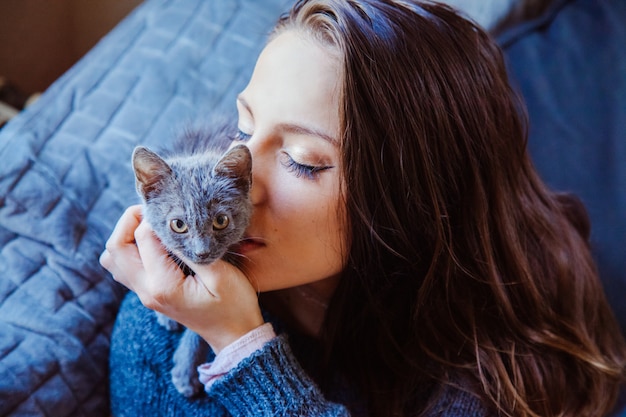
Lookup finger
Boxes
[106,205,143,250]
[186,260,231,298]
[100,206,144,288]
[99,249,113,271]
[187,258,252,298]
[134,220,185,284]
[101,205,142,263]
[100,242,143,291]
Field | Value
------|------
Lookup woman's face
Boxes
[232,30,347,295]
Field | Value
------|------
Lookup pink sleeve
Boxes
[198,322,277,389]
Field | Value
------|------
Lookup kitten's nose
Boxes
[194,252,214,263]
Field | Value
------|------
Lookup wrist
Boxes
[200,313,266,354]
[198,322,277,389]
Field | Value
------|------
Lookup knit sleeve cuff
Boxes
[198,322,276,389]
[206,334,349,416]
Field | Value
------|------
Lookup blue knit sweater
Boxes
[109,292,489,416]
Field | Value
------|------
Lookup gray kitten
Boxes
[132,125,252,397]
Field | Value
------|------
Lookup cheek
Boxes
[280,178,346,263]
[273,174,342,229]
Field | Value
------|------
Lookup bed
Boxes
[0,0,624,415]
[0,0,293,414]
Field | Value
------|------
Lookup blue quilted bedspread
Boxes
[0,0,624,415]
[0,0,292,415]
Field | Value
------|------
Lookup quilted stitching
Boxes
[0,0,294,415]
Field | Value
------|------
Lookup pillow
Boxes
[499,0,626,332]
[439,0,520,29]
[498,1,626,413]
[0,0,293,414]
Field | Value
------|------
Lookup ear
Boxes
[132,146,173,200]
[213,144,253,192]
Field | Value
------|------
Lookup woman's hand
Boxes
[100,205,265,353]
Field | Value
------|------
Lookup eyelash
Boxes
[233,130,252,142]
[233,129,332,180]
[282,153,332,180]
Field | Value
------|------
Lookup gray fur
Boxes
[132,125,252,397]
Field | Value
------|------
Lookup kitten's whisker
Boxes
[225,250,249,260]
[223,250,251,269]
[223,250,263,294]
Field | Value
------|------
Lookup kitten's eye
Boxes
[233,129,252,142]
[212,214,229,230]
[170,219,188,234]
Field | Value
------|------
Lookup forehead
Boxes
[241,30,342,136]
[256,29,341,82]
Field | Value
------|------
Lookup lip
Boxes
[231,237,264,254]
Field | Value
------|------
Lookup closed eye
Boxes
[281,153,333,181]
[233,129,252,142]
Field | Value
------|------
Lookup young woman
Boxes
[101,0,626,416]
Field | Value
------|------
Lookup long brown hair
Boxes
[275,1,626,416]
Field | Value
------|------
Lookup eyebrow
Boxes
[237,95,338,146]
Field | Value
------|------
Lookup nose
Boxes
[192,239,214,263]
[193,251,215,263]
[244,138,268,206]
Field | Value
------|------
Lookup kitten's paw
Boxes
[171,367,203,397]
[155,312,183,332]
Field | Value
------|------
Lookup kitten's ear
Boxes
[213,145,253,192]
[132,146,173,200]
